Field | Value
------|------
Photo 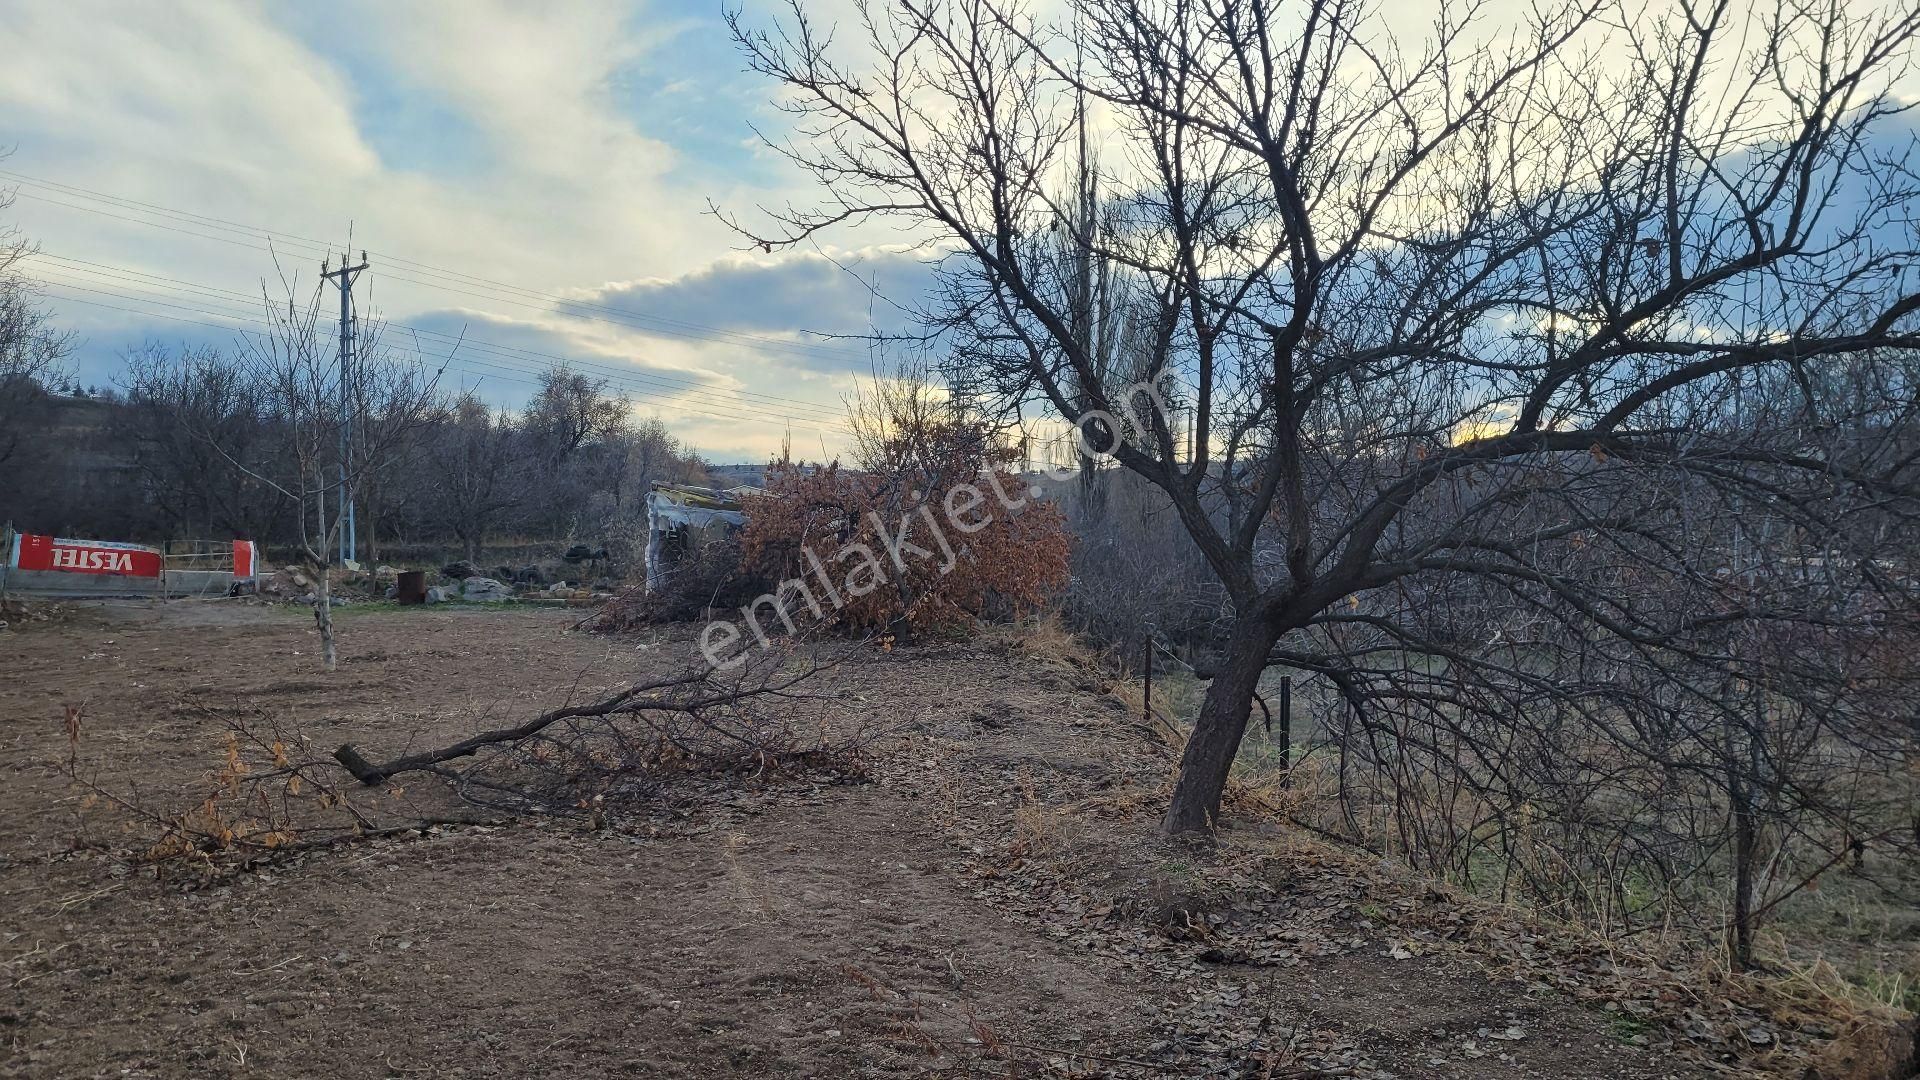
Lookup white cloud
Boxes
[0,0,901,462]
[0,2,375,180]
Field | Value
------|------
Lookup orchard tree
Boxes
[730,0,1920,843]
[193,269,441,671]
[521,364,633,537]
[423,392,523,563]
[121,344,289,540]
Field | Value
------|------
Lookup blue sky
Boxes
[13,0,1913,466]
[0,0,923,462]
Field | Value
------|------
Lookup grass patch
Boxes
[1606,1012,1653,1043]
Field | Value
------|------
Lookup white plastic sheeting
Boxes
[644,487,746,591]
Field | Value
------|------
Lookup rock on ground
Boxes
[461,577,514,602]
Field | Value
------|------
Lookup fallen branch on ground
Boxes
[332,669,720,784]
[327,642,865,823]
[64,641,860,871]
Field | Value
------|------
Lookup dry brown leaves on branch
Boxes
[742,451,1070,640]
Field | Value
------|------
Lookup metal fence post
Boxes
[1142,635,1153,725]
[1279,675,1293,783]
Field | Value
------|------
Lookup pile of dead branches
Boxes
[585,541,768,631]
[66,646,864,870]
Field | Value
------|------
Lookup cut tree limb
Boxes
[331,657,828,786]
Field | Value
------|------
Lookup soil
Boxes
[0,600,1782,1077]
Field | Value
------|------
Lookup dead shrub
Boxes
[742,454,1070,642]
[742,371,1071,643]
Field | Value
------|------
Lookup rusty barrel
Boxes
[396,569,427,605]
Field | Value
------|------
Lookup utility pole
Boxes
[321,252,369,567]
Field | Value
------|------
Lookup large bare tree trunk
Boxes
[1163,616,1280,834]
[312,565,337,672]
[1076,457,1107,526]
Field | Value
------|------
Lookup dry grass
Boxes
[974,618,1920,1076]
[977,613,1099,670]
[1008,768,1077,860]
[11,601,1911,1079]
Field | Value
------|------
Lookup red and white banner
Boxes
[232,540,258,580]
[237,538,263,580]
[9,534,164,578]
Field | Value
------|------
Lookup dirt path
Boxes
[1,602,1721,1077]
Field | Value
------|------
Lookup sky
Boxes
[0,0,931,463]
[8,1,1915,468]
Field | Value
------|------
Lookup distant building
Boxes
[704,463,768,489]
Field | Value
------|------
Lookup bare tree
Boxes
[219,272,441,670]
[120,344,288,541]
[728,0,1920,860]
[0,181,74,469]
[520,364,634,539]
[608,415,698,516]
[523,365,630,462]
[423,391,523,563]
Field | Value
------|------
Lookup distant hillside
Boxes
[704,463,767,489]
[0,391,146,538]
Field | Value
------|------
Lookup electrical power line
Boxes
[46,281,848,441]
[29,250,852,425]
[0,168,910,447]
[34,280,852,439]
[1,167,886,367]
[34,277,851,433]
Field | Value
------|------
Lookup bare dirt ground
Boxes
[0,600,1866,1078]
